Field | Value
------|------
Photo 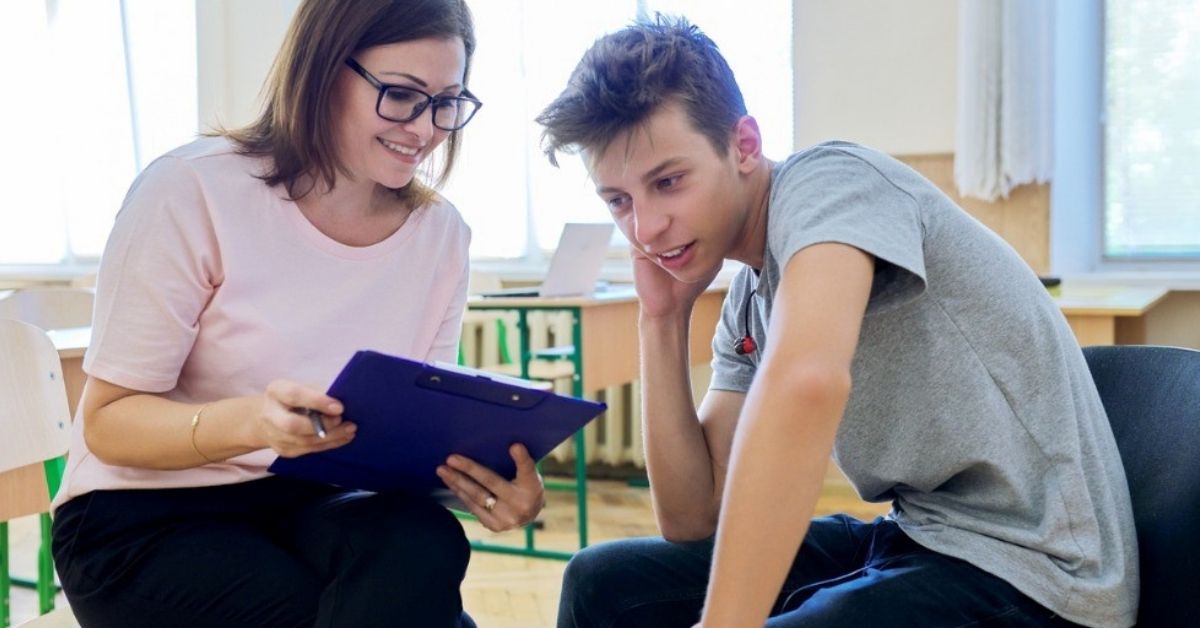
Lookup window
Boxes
[1104,0,1200,260]
[443,0,793,259]
[0,0,196,266]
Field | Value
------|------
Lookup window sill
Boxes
[0,263,98,288]
[1063,270,1200,291]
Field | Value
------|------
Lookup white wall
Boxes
[196,0,299,132]
[792,0,958,155]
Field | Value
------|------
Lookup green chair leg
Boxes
[526,461,542,551]
[574,428,588,548]
[458,307,593,560]
[39,457,65,614]
[2,520,11,628]
[37,514,54,614]
[495,318,512,365]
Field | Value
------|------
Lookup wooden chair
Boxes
[0,289,93,331]
[0,320,73,627]
[15,607,76,628]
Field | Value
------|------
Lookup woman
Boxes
[49,1,542,626]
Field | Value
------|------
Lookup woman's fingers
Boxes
[441,448,545,530]
[266,380,343,416]
[445,453,509,497]
[437,464,495,508]
[264,420,356,457]
[437,465,509,531]
[510,444,540,486]
[260,380,353,457]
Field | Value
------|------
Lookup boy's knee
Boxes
[561,541,633,609]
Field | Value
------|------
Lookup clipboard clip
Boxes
[415,367,546,409]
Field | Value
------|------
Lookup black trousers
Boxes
[51,476,472,628]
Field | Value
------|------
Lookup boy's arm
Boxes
[639,310,745,540]
[701,242,874,627]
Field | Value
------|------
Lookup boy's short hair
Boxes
[536,15,748,166]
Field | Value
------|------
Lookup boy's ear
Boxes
[731,115,763,174]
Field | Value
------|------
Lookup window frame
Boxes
[1051,0,1200,278]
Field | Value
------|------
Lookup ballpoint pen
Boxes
[307,408,326,437]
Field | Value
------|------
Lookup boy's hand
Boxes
[631,246,720,320]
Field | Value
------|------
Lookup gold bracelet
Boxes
[190,403,218,464]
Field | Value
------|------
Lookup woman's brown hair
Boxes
[224,0,475,208]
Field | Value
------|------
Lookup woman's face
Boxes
[332,37,468,191]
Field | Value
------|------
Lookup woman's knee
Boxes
[375,494,469,572]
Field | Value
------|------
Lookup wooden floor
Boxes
[7,466,887,627]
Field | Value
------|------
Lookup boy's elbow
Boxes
[660,525,715,544]
[765,361,852,410]
[657,511,718,543]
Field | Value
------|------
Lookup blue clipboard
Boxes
[268,350,606,493]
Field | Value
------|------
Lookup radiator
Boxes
[460,311,647,469]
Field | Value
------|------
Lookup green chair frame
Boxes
[456,308,589,560]
[1,458,64,627]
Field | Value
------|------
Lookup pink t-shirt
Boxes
[53,136,471,508]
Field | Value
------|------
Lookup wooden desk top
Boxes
[467,283,728,309]
[26,283,1161,359]
[1051,285,1169,316]
[47,325,90,359]
[467,286,639,309]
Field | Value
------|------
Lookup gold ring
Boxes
[484,495,497,511]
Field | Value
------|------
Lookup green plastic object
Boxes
[454,305,592,560]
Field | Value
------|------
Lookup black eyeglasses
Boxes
[345,58,482,131]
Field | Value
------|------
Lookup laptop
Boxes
[481,223,615,298]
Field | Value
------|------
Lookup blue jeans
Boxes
[558,515,1080,627]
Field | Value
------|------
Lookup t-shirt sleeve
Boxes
[84,155,222,392]
[769,148,927,313]
[709,267,757,393]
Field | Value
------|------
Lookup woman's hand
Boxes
[436,444,546,532]
[631,246,721,321]
[255,379,356,458]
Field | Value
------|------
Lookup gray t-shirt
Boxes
[710,142,1138,627]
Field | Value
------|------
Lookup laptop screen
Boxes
[539,223,615,297]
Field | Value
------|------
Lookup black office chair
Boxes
[1082,345,1200,626]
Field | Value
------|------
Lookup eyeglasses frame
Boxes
[344,57,482,131]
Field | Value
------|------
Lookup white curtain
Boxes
[955,0,1054,201]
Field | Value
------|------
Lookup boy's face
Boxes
[589,102,750,284]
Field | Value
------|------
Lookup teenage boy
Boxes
[536,16,1137,628]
